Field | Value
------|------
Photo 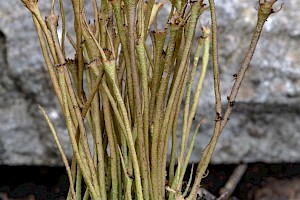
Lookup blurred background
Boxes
[0,0,299,199]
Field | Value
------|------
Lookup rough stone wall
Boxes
[0,1,71,166]
[0,0,298,166]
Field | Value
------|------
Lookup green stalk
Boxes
[100,81,127,141]
[177,28,210,179]
[71,0,84,97]
[57,66,99,199]
[178,119,203,189]
[91,0,99,39]
[179,37,203,170]
[168,104,180,185]
[187,0,221,198]
[22,1,282,200]
[62,61,100,200]
[66,74,101,198]
[137,0,151,169]
[143,0,154,38]
[150,19,179,195]
[185,27,210,145]
[82,59,104,118]
[104,61,144,200]
[118,146,131,200]
[99,0,109,47]
[31,16,63,107]
[165,62,189,200]
[155,2,204,195]
[110,0,135,116]
[158,42,189,198]
[90,73,107,200]
[75,166,82,200]
[22,2,59,64]
[160,1,205,148]
[45,10,101,197]
[39,106,76,200]
[102,90,119,199]
[45,10,65,63]
[136,42,151,163]
[149,29,167,121]
[58,0,66,56]
[221,0,280,131]
[182,163,194,197]
[82,189,89,200]
[126,1,150,199]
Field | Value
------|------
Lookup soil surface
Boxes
[1,163,300,200]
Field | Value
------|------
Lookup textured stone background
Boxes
[0,0,298,166]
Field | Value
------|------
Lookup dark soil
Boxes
[1,163,300,200]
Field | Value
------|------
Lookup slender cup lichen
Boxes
[21,0,281,199]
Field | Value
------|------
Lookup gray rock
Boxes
[0,1,71,166]
[189,0,300,164]
[0,0,298,166]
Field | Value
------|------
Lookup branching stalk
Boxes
[22,0,281,199]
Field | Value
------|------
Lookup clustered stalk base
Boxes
[21,0,281,199]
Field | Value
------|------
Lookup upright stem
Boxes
[127,1,150,199]
[71,0,84,99]
[22,0,281,199]
[221,0,279,131]
[187,1,280,199]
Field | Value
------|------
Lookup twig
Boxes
[219,164,248,198]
